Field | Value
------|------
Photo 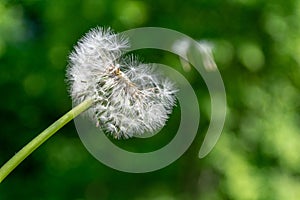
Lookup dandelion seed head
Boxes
[67,27,177,139]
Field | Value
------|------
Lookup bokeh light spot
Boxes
[115,0,148,26]
[23,74,46,97]
[214,40,234,67]
[238,42,265,72]
[48,45,68,69]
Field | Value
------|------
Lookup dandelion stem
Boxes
[0,98,93,183]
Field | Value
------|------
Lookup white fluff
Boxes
[67,27,177,139]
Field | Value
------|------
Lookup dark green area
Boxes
[1,0,300,199]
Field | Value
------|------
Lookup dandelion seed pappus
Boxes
[67,27,177,139]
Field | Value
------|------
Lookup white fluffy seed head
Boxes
[67,27,177,139]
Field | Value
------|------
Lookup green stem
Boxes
[0,99,93,183]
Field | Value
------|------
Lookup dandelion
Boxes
[67,27,177,139]
[0,27,177,182]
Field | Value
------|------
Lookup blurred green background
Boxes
[1,0,300,199]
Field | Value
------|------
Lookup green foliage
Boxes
[1,0,300,199]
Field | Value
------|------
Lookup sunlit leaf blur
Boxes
[1,0,300,199]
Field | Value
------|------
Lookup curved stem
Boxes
[0,99,93,183]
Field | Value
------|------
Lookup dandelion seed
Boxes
[172,38,218,72]
[67,27,177,139]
